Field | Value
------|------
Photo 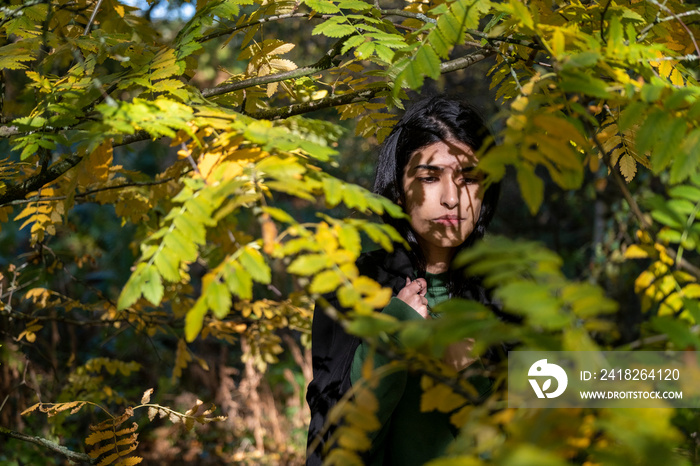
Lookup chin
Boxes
[428,236,470,249]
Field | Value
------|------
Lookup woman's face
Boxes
[401,139,483,255]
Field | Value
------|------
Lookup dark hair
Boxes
[372,94,500,298]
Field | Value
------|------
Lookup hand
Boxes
[397,277,429,319]
[443,338,476,372]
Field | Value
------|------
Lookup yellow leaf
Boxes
[337,425,371,451]
[670,68,684,86]
[21,403,41,416]
[97,453,121,466]
[115,457,143,466]
[85,430,115,446]
[624,244,651,259]
[89,442,116,459]
[449,405,473,428]
[420,383,466,413]
[115,423,138,436]
[269,58,297,72]
[619,154,637,182]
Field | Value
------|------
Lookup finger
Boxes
[415,278,427,295]
[409,280,424,294]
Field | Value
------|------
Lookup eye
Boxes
[417,176,438,183]
[460,176,481,185]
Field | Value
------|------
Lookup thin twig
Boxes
[0,427,96,464]
[5,171,191,206]
[621,325,700,350]
[647,0,700,56]
[380,8,540,48]
[638,7,700,42]
[83,0,104,35]
[0,358,30,415]
[600,0,613,45]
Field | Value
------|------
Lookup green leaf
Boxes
[239,247,271,284]
[154,249,181,282]
[288,254,333,276]
[651,118,687,173]
[117,263,148,310]
[164,229,199,263]
[342,184,369,211]
[174,214,207,245]
[305,0,341,14]
[558,71,610,99]
[563,51,600,69]
[671,128,700,184]
[309,269,343,294]
[225,262,253,300]
[355,41,375,59]
[338,0,373,11]
[516,165,544,215]
[262,206,296,224]
[142,265,164,306]
[338,224,362,256]
[323,176,344,207]
[206,280,231,319]
[312,17,356,38]
[497,282,569,329]
[347,313,400,337]
[341,34,367,55]
[651,316,700,349]
[670,185,700,203]
[361,223,393,251]
[185,299,208,342]
[635,109,666,156]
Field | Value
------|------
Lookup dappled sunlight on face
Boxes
[401,140,483,262]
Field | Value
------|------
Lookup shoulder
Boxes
[356,247,414,293]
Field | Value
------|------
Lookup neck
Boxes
[419,241,455,274]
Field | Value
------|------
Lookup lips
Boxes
[432,216,462,226]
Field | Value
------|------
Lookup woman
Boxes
[306,95,500,465]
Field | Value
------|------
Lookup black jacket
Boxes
[305,248,416,465]
[304,246,502,465]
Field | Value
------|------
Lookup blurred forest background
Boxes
[2,0,700,465]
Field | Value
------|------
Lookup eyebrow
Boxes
[414,164,478,173]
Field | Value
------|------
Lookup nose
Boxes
[440,177,459,209]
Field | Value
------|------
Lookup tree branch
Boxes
[0,153,83,207]
[248,86,388,120]
[0,130,150,207]
[245,48,495,120]
[0,426,96,464]
[380,8,539,48]
[439,48,496,73]
[0,44,492,206]
[201,37,347,99]
[198,13,324,43]
[6,170,192,206]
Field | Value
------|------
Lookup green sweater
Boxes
[350,272,455,466]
